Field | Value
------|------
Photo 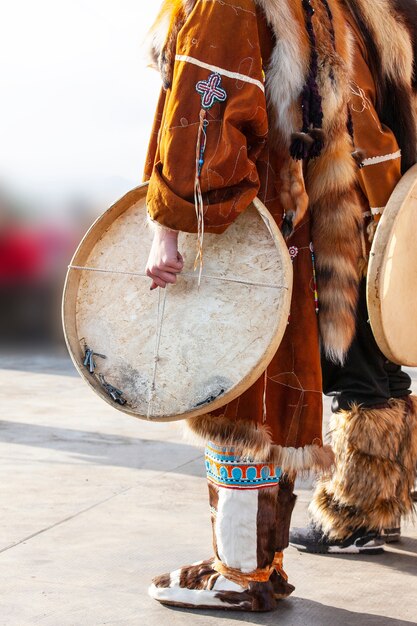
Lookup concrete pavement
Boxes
[0,352,416,626]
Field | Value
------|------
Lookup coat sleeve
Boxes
[145,0,268,233]
[349,31,402,219]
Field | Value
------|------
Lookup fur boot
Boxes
[309,396,417,540]
[149,442,294,611]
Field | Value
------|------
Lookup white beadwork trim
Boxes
[362,150,401,167]
[370,206,385,216]
[175,54,265,93]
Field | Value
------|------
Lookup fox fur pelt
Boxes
[146,0,417,363]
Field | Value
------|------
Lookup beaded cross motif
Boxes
[196,72,227,110]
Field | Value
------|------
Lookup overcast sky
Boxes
[0,1,161,208]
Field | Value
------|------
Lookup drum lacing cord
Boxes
[67,265,289,291]
[147,287,168,419]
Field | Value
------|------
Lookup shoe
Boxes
[289,524,385,554]
[382,523,401,544]
[149,442,292,612]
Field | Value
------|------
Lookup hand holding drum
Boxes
[146,224,183,290]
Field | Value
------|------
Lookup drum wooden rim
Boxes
[62,183,293,421]
[367,163,417,367]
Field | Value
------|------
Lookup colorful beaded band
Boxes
[205,442,282,490]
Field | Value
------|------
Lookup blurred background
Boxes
[0,1,160,349]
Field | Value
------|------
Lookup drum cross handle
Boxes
[68,265,288,291]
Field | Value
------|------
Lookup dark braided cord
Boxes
[290,1,324,159]
[319,0,336,47]
[346,107,354,142]
[302,0,324,156]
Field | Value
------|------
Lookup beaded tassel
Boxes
[194,72,227,283]
[194,109,208,282]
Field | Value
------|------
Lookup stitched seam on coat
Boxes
[175,54,265,92]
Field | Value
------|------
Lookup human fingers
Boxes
[148,259,180,276]
[149,274,167,289]
[151,267,177,284]
[146,267,167,288]
[160,254,183,271]
[160,261,183,273]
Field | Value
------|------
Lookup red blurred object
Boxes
[0,227,75,285]
[0,229,44,283]
[0,224,78,345]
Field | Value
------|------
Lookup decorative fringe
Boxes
[193,108,208,283]
[183,413,335,475]
[310,397,417,540]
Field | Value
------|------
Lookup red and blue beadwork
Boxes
[196,72,227,110]
[205,442,282,490]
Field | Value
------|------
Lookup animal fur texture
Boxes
[146,0,417,362]
[184,413,335,475]
[309,396,417,540]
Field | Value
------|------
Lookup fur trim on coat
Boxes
[184,413,335,476]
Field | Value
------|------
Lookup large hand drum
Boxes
[62,183,293,421]
[367,163,417,366]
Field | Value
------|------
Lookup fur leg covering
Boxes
[310,396,417,540]
[184,413,335,476]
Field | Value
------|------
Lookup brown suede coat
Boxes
[144,0,403,468]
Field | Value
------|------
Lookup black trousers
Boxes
[322,280,412,412]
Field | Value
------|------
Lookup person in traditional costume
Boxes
[143,0,417,611]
